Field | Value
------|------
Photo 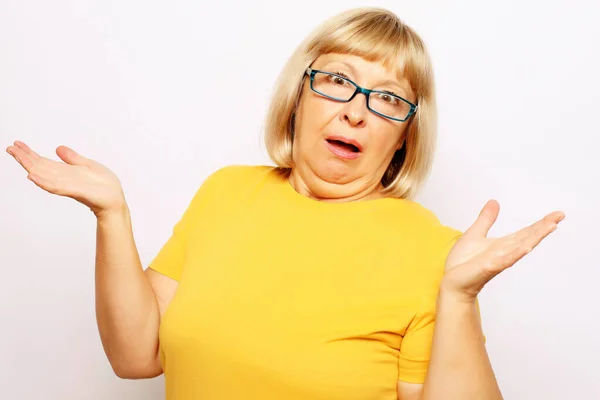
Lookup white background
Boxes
[1,1,599,399]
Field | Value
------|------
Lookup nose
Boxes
[340,92,367,128]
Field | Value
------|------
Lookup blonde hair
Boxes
[263,7,438,199]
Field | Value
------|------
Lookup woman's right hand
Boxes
[6,141,127,218]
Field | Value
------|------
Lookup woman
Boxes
[6,7,564,400]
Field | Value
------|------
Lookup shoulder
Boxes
[384,199,462,245]
[203,164,275,185]
[184,164,279,211]
[410,201,462,255]
[196,164,277,193]
[383,200,462,285]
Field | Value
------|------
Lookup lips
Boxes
[325,135,362,160]
[326,135,362,151]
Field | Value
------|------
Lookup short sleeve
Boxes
[397,303,437,383]
[147,166,234,281]
[147,210,189,282]
[397,231,484,384]
[397,296,484,383]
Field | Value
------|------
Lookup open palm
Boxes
[441,200,565,300]
[6,141,125,217]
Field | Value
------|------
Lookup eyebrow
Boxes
[322,60,410,97]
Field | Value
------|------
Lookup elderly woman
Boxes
[6,7,564,400]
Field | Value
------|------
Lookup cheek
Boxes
[297,97,338,136]
[368,122,406,154]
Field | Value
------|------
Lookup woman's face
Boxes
[291,53,415,201]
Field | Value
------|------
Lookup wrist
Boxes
[438,282,479,306]
[95,203,130,224]
[435,290,480,324]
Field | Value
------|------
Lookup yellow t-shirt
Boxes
[149,165,463,400]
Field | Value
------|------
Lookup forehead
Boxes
[312,53,413,95]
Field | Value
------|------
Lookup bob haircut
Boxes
[263,7,438,200]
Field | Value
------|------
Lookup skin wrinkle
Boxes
[290,53,416,203]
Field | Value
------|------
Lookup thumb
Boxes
[464,199,500,238]
[56,146,92,166]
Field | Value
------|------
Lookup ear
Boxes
[396,137,405,151]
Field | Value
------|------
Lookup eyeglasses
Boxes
[305,68,418,122]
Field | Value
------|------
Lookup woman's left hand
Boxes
[441,199,565,302]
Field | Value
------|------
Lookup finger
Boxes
[519,214,563,255]
[502,229,553,268]
[6,144,36,172]
[27,171,61,195]
[56,146,92,167]
[512,211,565,241]
[494,217,561,272]
[464,199,500,238]
[13,141,42,162]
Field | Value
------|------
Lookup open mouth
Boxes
[325,139,360,153]
[324,136,362,160]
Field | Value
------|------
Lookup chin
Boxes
[314,159,358,185]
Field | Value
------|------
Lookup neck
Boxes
[288,168,386,203]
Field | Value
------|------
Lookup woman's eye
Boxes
[379,93,397,103]
[330,71,350,85]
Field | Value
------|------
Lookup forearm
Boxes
[422,290,502,400]
[95,206,161,378]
